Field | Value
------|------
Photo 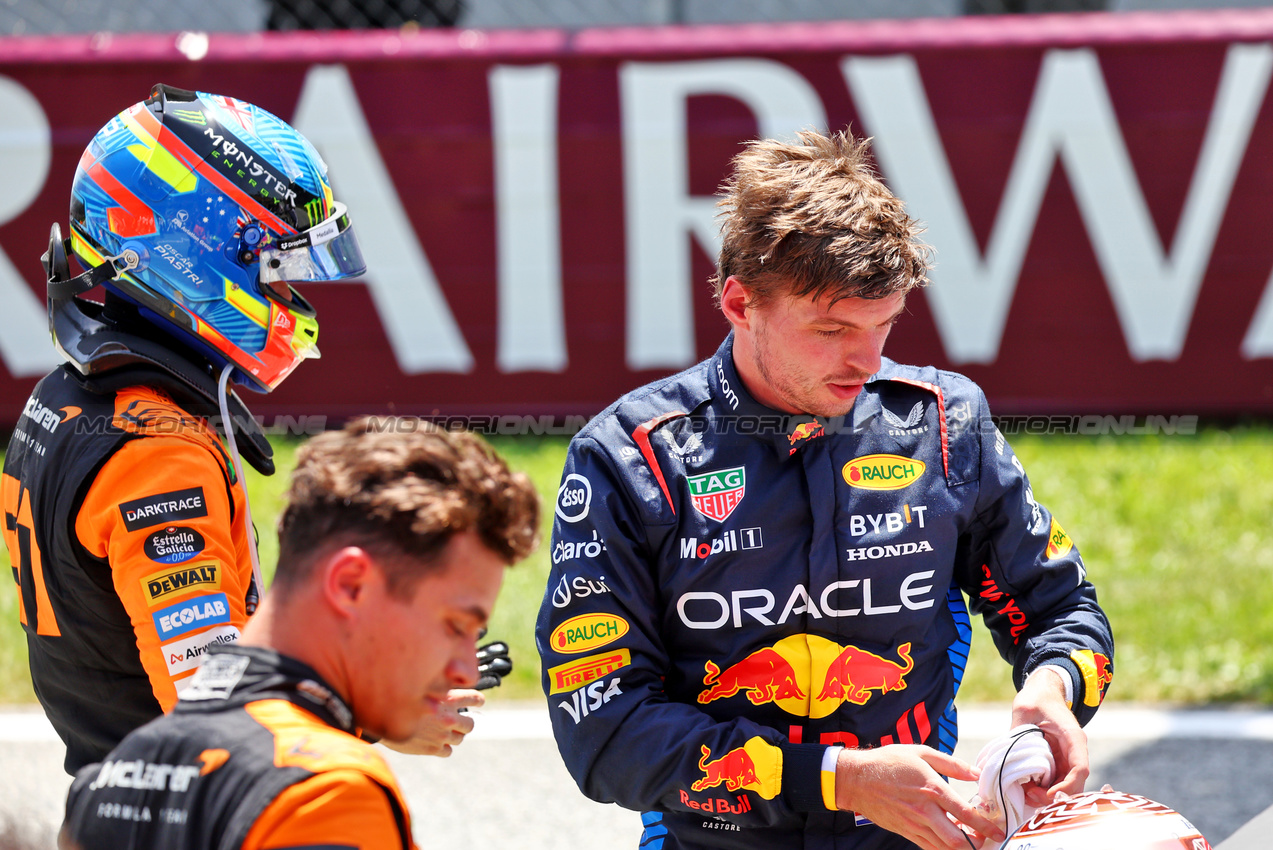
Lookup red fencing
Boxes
[2,9,1273,426]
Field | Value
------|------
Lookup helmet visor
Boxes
[259,202,367,287]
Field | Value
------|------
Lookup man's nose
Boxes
[842,331,885,378]
[448,646,480,688]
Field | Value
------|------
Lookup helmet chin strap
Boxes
[218,362,264,615]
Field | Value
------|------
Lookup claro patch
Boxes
[142,563,222,606]
[119,488,207,532]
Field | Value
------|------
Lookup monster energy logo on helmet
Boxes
[155,91,326,230]
[202,126,298,205]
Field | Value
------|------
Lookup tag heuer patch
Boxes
[686,466,745,522]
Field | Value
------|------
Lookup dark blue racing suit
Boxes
[536,334,1114,850]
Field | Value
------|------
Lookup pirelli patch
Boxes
[142,563,222,606]
[119,487,208,532]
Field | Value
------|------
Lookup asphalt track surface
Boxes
[2,703,1270,849]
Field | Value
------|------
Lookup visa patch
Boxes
[141,563,221,606]
[153,593,230,641]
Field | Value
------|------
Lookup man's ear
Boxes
[719,275,752,330]
[321,546,376,620]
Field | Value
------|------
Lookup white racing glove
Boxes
[969,724,1055,849]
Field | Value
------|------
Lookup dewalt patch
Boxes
[142,563,222,606]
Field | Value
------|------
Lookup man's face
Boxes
[350,530,505,742]
[730,281,906,417]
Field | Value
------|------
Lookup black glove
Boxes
[475,640,512,690]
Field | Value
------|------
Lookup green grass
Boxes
[958,426,1273,706]
[3,427,1272,708]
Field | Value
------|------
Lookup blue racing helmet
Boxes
[62,83,366,391]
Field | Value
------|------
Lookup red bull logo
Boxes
[698,635,916,718]
[699,648,806,705]
[818,642,914,704]
[678,788,752,814]
[787,421,825,455]
[1096,653,1113,691]
[690,737,782,799]
[1071,648,1113,708]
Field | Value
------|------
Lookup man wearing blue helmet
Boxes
[2,84,360,774]
[3,84,490,775]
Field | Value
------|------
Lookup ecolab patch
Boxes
[686,467,745,522]
[162,625,240,678]
[141,563,221,606]
[119,488,208,532]
[152,593,230,641]
[143,526,206,564]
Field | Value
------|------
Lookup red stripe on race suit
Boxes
[631,412,686,516]
[888,378,949,480]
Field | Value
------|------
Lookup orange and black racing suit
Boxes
[62,645,415,850]
[3,364,256,773]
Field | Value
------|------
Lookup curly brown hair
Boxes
[274,417,540,597]
[712,129,931,307]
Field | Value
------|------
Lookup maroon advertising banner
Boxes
[2,9,1273,427]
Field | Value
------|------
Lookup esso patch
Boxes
[1002,790,1212,850]
[144,526,206,564]
[556,474,592,523]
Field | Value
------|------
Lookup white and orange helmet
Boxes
[1001,790,1212,850]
